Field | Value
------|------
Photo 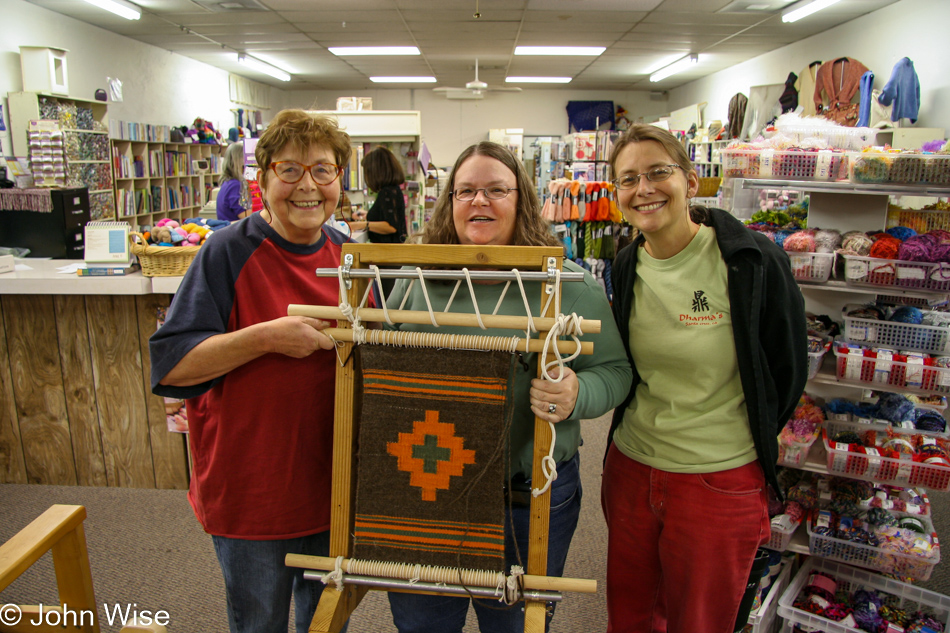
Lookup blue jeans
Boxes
[212,530,343,633]
[388,452,582,633]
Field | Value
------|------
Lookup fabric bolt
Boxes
[212,531,343,633]
[727,93,748,139]
[353,346,510,571]
[795,61,821,116]
[879,56,921,123]
[779,71,799,113]
[150,213,349,539]
[601,445,770,633]
[608,208,808,500]
[858,71,875,127]
[388,453,582,633]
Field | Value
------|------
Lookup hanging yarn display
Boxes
[783,230,817,253]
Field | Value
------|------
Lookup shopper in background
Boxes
[150,109,353,633]
[349,145,408,244]
[601,123,807,633]
[216,141,251,221]
[385,141,632,633]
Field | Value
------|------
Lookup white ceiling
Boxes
[25,0,900,92]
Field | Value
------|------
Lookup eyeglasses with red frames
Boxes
[269,161,343,185]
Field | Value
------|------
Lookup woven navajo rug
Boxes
[353,345,512,572]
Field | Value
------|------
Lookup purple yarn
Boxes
[851,590,884,631]
[931,241,950,264]
[913,408,948,433]
[887,225,918,241]
[899,234,938,262]
[922,139,947,153]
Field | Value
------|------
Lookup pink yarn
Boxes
[784,230,817,253]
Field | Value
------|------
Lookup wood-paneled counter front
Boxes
[0,260,188,489]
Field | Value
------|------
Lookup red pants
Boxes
[601,444,770,633]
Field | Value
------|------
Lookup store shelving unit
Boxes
[687,139,729,178]
[110,140,223,230]
[738,176,950,578]
[8,91,116,220]
[308,110,423,235]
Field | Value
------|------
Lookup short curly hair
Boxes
[417,141,559,247]
[255,109,352,181]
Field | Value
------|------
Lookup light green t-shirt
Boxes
[614,225,757,473]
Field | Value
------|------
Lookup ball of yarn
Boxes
[913,408,948,433]
[929,229,950,243]
[784,230,817,253]
[869,236,901,259]
[852,590,884,631]
[774,229,795,248]
[890,305,924,324]
[899,235,937,262]
[876,392,914,423]
[814,229,842,254]
[886,225,918,241]
[841,231,874,256]
[931,241,950,264]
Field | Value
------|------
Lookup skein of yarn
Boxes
[886,225,918,241]
[869,235,901,259]
[784,230,817,253]
[841,231,874,256]
[814,229,842,254]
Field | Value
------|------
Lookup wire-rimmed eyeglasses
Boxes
[451,187,517,201]
[269,161,343,185]
[612,164,681,190]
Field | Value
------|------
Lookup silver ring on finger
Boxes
[548,403,557,414]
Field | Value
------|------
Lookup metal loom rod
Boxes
[301,571,564,602]
[314,268,586,283]
[315,328,592,355]
[286,554,597,594]
[287,305,601,334]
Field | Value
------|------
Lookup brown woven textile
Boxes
[353,345,512,572]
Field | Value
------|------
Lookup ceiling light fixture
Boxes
[782,0,842,22]
[505,77,572,84]
[370,76,436,83]
[329,47,420,56]
[514,46,605,56]
[237,54,291,81]
[650,54,699,82]
[81,0,141,20]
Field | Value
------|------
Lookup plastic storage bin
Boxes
[833,340,950,395]
[745,560,793,633]
[772,124,875,151]
[779,557,950,633]
[788,252,834,283]
[850,151,950,186]
[825,416,948,442]
[722,148,847,181]
[840,253,950,292]
[822,430,950,491]
[765,518,799,552]
[806,512,939,581]
[778,433,820,468]
[806,336,832,379]
[842,303,950,355]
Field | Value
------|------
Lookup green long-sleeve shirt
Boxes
[385,259,632,478]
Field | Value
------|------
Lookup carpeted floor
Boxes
[1,413,947,632]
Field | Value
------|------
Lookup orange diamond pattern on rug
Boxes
[387,410,476,502]
[353,345,511,571]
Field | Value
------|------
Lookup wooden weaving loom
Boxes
[284,243,599,633]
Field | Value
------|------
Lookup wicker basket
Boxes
[129,232,200,277]
[697,177,721,198]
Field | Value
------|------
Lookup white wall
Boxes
[286,89,669,167]
[669,0,949,132]
[1,0,289,154]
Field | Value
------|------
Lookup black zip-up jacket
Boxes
[607,207,808,498]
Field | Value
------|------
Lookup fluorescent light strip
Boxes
[782,0,842,22]
[514,46,605,56]
[650,54,699,82]
[82,0,141,20]
[329,47,420,56]
[238,54,291,82]
[370,76,436,83]
[505,77,572,84]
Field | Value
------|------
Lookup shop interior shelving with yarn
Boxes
[307,110,424,237]
[8,91,116,221]
[110,139,223,230]
[736,175,950,584]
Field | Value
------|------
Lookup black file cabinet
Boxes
[0,188,90,258]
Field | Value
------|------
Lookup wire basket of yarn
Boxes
[784,230,839,282]
[806,335,833,379]
[842,304,950,355]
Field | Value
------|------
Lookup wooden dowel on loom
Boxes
[318,328,593,355]
[285,554,597,594]
[288,305,601,334]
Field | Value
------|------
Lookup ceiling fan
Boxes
[433,59,523,99]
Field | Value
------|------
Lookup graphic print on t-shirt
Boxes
[680,289,725,326]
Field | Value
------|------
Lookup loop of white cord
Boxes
[463,268,487,330]
[371,265,395,325]
[321,555,345,591]
[504,565,525,604]
[416,267,440,327]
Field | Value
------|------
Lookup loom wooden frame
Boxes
[298,243,589,633]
